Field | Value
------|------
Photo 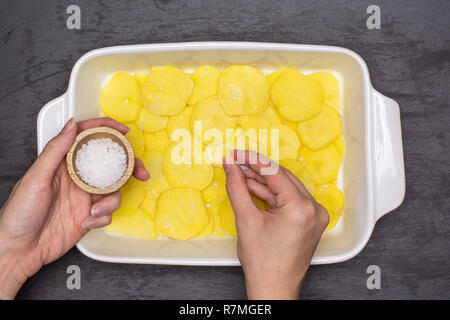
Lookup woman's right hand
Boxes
[223,150,329,300]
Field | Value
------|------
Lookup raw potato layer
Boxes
[101,66,344,240]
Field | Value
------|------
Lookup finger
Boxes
[133,157,150,181]
[82,214,113,230]
[240,165,266,184]
[90,191,121,218]
[232,150,299,200]
[30,118,77,182]
[77,117,130,135]
[246,179,277,208]
[223,157,259,219]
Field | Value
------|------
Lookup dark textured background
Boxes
[0,0,449,299]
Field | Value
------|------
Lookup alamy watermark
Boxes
[170,122,280,175]
[66,265,81,290]
[366,5,381,29]
[366,265,381,289]
[66,5,81,30]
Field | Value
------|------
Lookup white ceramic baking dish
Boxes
[37,42,405,265]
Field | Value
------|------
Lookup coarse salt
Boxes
[75,138,127,189]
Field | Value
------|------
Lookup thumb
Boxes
[30,118,77,181]
[223,157,258,220]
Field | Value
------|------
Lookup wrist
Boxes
[0,248,28,300]
[244,274,301,300]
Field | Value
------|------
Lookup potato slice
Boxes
[271,68,324,121]
[297,105,342,150]
[218,65,269,115]
[269,124,301,161]
[119,177,147,211]
[100,72,141,123]
[136,108,168,133]
[144,130,171,152]
[280,159,316,195]
[219,198,236,236]
[141,198,157,220]
[313,184,343,231]
[191,96,237,143]
[299,145,341,184]
[135,72,149,87]
[104,210,133,236]
[207,197,229,237]
[282,120,298,132]
[195,209,214,239]
[202,167,227,203]
[188,65,221,106]
[239,105,282,130]
[125,123,145,157]
[333,136,345,157]
[166,105,193,138]
[162,143,214,190]
[155,188,210,240]
[141,66,193,116]
[127,208,157,239]
[309,72,341,113]
[141,151,171,200]
[267,67,287,87]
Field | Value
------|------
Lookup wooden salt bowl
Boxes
[66,126,135,194]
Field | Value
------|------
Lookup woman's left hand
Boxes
[0,117,149,299]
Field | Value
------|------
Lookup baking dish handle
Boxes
[37,93,69,155]
[372,89,406,221]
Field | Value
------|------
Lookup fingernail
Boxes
[91,206,104,217]
[82,220,95,230]
[62,118,75,134]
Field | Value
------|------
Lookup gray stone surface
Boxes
[0,0,449,299]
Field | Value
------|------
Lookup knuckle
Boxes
[289,198,318,228]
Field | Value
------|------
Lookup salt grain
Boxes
[75,138,127,189]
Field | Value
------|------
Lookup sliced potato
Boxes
[188,65,221,105]
[166,105,193,138]
[135,72,149,87]
[141,66,193,116]
[141,198,157,220]
[195,209,214,239]
[313,183,343,231]
[104,211,133,236]
[202,167,227,203]
[162,143,214,190]
[297,105,342,150]
[191,96,237,144]
[267,67,287,87]
[309,72,341,113]
[141,151,171,200]
[271,68,324,121]
[268,124,301,161]
[100,72,141,123]
[219,198,236,236]
[136,108,168,133]
[239,105,282,130]
[119,177,146,211]
[144,130,171,152]
[299,145,341,184]
[155,188,210,240]
[127,208,157,239]
[125,123,145,157]
[207,197,229,237]
[334,136,345,157]
[218,65,269,115]
[280,159,316,195]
